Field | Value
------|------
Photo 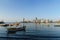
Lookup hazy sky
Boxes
[0,0,60,22]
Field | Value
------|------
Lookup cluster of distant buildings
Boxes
[20,17,60,23]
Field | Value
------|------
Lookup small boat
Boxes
[7,26,26,33]
[0,21,4,24]
[54,25,60,27]
[0,22,20,27]
[54,23,60,27]
[0,24,9,27]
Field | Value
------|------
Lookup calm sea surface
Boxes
[0,23,60,40]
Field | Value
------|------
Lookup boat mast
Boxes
[23,18,25,26]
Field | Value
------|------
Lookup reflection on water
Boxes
[0,23,60,40]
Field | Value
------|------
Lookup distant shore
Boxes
[20,21,58,23]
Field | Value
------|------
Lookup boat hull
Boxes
[7,26,26,33]
[54,25,60,27]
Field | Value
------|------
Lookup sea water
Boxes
[0,23,60,40]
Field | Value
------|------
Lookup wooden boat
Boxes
[0,22,20,27]
[0,21,4,24]
[7,26,26,33]
[0,24,10,27]
[54,23,60,27]
[54,25,60,27]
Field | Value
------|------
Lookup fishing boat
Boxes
[7,26,26,33]
[0,21,20,27]
[7,20,26,33]
[0,24,9,27]
[54,25,60,27]
[0,21,4,24]
[54,23,60,27]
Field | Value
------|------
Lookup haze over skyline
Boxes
[0,0,60,22]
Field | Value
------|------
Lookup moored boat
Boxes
[0,21,4,24]
[54,25,60,27]
[7,26,26,33]
[54,23,60,27]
